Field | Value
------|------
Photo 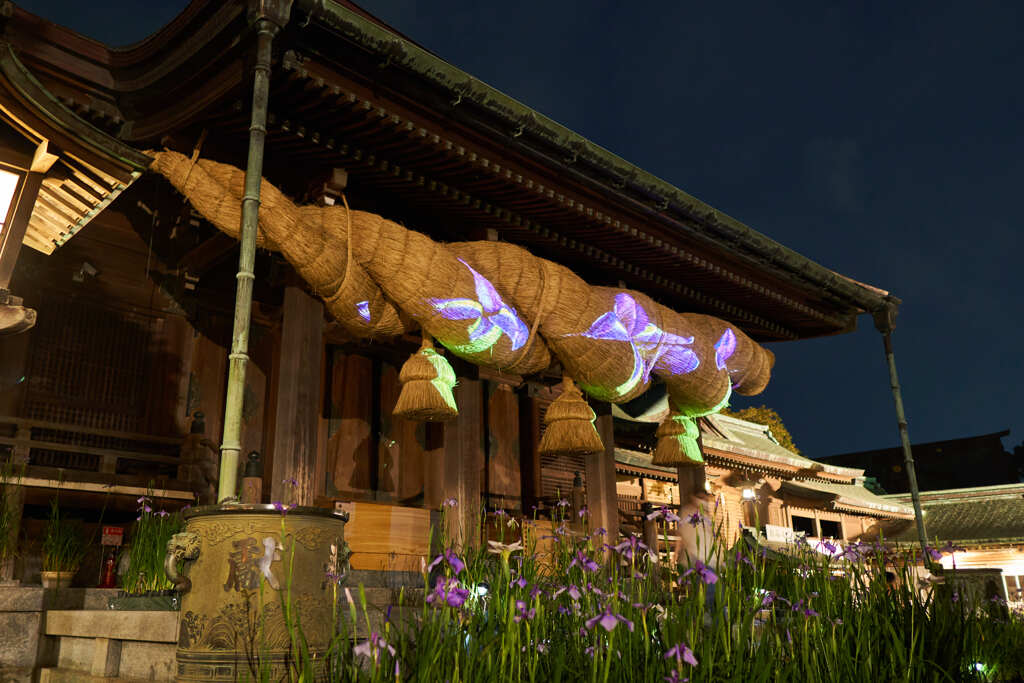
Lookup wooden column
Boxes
[588,411,620,542]
[486,382,521,512]
[441,378,484,549]
[270,287,323,505]
[518,388,542,514]
[325,351,374,497]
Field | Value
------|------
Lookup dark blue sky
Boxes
[20,1,1023,462]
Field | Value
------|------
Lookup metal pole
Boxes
[873,306,928,556]
[217,17,279,503]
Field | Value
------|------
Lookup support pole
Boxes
[873,305,928,556]
[218,13,285,503]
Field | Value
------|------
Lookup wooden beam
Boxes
[442,378,484,549]
[177,232,237,275]
[270,287,324,505]
[589,410,620,542]
[0,170,44,289]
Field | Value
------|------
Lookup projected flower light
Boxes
[428,259,530,353]
[714,328,736,370]
[579,293,699,397]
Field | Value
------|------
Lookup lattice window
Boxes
[23,293,157,434]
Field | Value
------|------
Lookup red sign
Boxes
[101,526,123,546]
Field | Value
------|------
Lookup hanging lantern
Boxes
[393,336,458,421]
[538,376,604,456]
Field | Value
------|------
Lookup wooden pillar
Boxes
[325,351,374,497]
[0,324,31,581]
[270,287,323,505]
[441,378,484,549]
[518,388,542,514]
[486,382,521,513]
[588,411,619,542]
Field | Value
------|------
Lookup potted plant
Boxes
[109,494,185,610]
[0,461,23,583]
[41,497,85,588]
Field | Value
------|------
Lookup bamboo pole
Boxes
[217,19,278,503]
[873,306,929,557]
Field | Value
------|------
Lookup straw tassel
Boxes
[651,412,703,466]
[393,337,459,421]
[538,377,604,456]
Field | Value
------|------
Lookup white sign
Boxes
[764,524,795,544]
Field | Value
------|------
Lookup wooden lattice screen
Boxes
[23,293,158,438]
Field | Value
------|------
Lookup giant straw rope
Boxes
[150,151,775,464]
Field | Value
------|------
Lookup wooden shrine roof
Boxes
[884,483,1024,546]
[0,0,899,342]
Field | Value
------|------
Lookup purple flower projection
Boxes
[714,328,736,370]
[579,294,699,398]
[356,300,371,322]
[428,259,530,353]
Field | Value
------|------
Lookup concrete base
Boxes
[0,587,120,682]
[40,610,179,681]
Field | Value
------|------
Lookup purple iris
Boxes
[272,501,295,515]
[426,577,470,608]
[427,549,466,576]
[585,607,634,633]
[682,560,717,585]
[579,293,699,391]
[513,600,536,622]
[569,550,601,572]
[428,259,529,351]
[665,642,699,667]
[553,585,579,600]
[614,535,650,561]
[686,512,709,528]
[647,506,681,523]
[355,300,371,322]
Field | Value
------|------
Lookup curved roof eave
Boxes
[293,0,897,318]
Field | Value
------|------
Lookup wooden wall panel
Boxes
[0,327,30,417]
[270,287,323,505]
[378,362,426,503]
[188,330,227,449]
[486,382,521,512]
[326,351,374,496]
[588,412,619,541]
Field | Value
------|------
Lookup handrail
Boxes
[0,436,182,465]
[0,414,188,477]
[0,415,184,445]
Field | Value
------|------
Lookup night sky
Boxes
[18,1,1024,465]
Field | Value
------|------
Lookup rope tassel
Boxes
[538,376,604,456]
[393,337,458,421]
[652,412,703,466]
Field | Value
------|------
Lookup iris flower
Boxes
[585,607,634,633]
[665,642,699,667]
[427,549,466,576]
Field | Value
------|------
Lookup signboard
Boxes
[764,524,795,544]
[100,526,124,546]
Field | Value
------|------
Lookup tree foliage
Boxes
[720,404,801,454]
